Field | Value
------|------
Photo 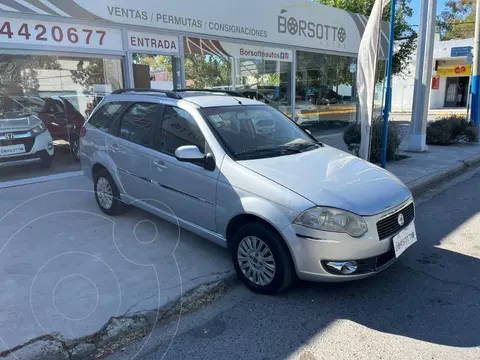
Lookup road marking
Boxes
[0,171,84,190]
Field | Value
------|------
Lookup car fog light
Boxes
[48,142,54,150]
[326,261,358,274]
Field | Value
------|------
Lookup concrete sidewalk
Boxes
[1,140,480,359]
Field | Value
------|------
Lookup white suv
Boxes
[0,95,55,168]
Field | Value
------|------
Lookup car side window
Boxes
[88,102,126,132]
[157,105,205,156]
[118,102,160,148]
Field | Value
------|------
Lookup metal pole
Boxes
[381,0,396,168]
[408,0,436,152]
[472,0,480,129]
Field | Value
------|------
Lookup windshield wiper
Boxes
[282,141,321,152]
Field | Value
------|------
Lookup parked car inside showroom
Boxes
[0,94,55,168]
[80,89,417,295]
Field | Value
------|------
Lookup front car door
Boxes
[149,104,218,232]
[109,102,161,201]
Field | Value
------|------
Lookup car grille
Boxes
[0,137,35,153]
[376,202,415,240]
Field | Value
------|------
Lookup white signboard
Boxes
[127,31,179,54]
[5,0,383,55]
[221,43,292,62]
[0,17,123,51]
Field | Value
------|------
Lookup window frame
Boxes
[153,104,208,160]
[88,101,131,134]
[112,101,163,149]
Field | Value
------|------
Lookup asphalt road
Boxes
[107,168,480,360]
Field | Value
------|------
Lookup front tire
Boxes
[231,222,295,294]
[94,170,129,215]
[40,152,54,168]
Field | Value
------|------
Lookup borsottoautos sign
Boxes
[0,0,389,55]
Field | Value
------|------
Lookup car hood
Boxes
[0,116,41,132]
[239,146,411,216]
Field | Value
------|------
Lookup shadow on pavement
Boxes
[276,176,480,351]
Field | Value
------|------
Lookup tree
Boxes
[132,54,173,79]
[437,1,476,40]
[184,54,231,88]
[314,0,417,75]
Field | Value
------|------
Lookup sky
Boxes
[408,0,444,27]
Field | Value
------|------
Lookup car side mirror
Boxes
[175,145,215,171]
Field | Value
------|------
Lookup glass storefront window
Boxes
[0,54,124,182]
[132,54,182,90]
[235,57,292,118]
[295,50,357,132]
[183,37,292,116]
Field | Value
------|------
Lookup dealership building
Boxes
[0,0,388,182]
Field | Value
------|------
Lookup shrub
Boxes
[426,116,478,145]
[343,117,402,163]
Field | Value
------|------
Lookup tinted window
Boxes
[119,103,160,147]
[89,102,125,132]
[158,106,205,155]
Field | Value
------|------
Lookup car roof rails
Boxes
[173,89,245,97]
[111,88,182,99]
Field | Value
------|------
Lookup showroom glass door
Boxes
[0,53,124,183]
[127,32,183,91]
[132,54,182,90]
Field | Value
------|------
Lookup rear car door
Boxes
[109,102,161,201]
[149,105,218,232]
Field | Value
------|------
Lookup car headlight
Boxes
[31,122,46,134]
[294,207,368,237]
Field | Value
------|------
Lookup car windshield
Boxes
[0,95,34,119]
[199,105,322,160]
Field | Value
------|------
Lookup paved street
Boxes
[107,168,480,360]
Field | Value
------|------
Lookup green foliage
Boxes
[437,1,477,40]
[343,117,402,163]
[313,0,417,76]
[426,116,478,145]
[184,54,231,88]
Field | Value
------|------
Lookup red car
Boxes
[34,97,86,161]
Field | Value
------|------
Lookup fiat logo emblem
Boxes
[398,213,405,226]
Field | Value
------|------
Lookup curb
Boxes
[407,153,480,197]
[2,274,238,360]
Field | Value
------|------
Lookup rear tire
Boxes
[230,222,295,294]
[94,170,129,216]
[70,135,80,162]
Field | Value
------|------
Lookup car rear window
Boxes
[88,102,126,132]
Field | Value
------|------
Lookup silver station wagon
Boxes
[80,89,416,294]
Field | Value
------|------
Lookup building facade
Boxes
[392,37,474,112]
[0,0,389,182]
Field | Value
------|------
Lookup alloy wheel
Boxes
[237,236,276,286]
[96,177,113,210]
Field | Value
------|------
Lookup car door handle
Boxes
[154,160,168,170]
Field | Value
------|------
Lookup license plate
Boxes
[393,222,417,258]
[0,144,26,156]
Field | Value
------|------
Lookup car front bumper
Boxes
[0,131,54,167]
[281,199,415,282]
